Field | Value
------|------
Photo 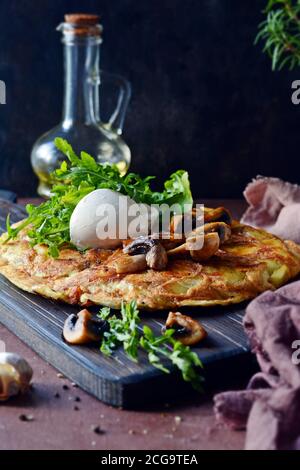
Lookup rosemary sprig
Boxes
[255,0,300,70]
[98,302,204,391]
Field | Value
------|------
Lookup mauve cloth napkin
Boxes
[214,176,300,450]
[241,176,300,243]
[214,284,300,450]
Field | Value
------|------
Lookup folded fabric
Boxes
[214,282,300,450]
[241,176,300,244]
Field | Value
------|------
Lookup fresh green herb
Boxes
[6,214,19,239]
[7,138,193,256]
[99,301,140,361]
[98,302,204,391]
[256,0,300,70]
[140,326,203,391]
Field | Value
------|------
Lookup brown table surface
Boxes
[0,199,248,450]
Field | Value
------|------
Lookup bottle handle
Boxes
[99,70,131,135]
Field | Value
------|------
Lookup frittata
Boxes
[1,214,300,310]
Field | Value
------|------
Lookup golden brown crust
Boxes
[1,217,300,311]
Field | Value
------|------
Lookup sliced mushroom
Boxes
[163,312,207,346]
[63,309,109,345]
[124,236,168,270]
[171,211,203,239]
[146,244,168,270]
[203,206,232,225]
[171,208,232,239]
[113,253,147,274]
[168,223,230,261]
[204,221,231,244]
[123,234,182,252]
[0,353,33,401]
[123,237,157,255]
[188,232,220,261]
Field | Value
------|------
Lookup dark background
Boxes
[0,0,299,198]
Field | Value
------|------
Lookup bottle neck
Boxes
[62,37,101,127]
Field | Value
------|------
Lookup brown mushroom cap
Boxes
[124,237,168,271]
[164,312,207,346]
[123,237,157,255]
[204,221,231,244]
[63,309,109,345]
[145,244,168,270]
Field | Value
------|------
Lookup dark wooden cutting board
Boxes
[0,199,252,408]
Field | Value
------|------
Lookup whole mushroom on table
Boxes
[0,353,33,401]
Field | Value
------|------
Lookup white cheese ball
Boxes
[70,189,152,250]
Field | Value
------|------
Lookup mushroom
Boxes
[163,312,207,346]
[168,221,231,261]
[168,231,220,260]
[123,237,157,255]
[171,211,203,240]
[204,221,231,244]
[0,353,33,401]
[63,309,109,345]
[188,232,220,261]
[146,244,168,270]
[124,237,168,270]
[203,206,232,225]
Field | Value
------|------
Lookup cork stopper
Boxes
[60,13,102,38]
[64,13,100,25]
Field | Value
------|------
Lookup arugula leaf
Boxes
[98,302,204,391]
[55,137,81,166]
[6,138,193,256]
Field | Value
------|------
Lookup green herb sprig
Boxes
[99,302,140,361]
[6,138,192,257]
[256,0,300,70]
[98,301,204,391]
[140,325,203,389]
